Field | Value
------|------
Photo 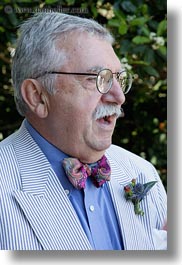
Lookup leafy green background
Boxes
[0,0,167,189]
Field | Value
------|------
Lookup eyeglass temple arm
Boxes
[34,71,98,78]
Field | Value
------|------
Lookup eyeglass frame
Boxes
[34,68,133,95]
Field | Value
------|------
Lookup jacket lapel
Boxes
[107,156,155,250]
[13,122,92,250]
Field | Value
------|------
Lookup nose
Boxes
[101,77,125,106]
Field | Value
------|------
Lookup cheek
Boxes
[68,94,97,121]
[54,100,90,130]
[67,103,95,136]
[51,83,100,128]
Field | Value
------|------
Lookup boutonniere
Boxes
[124,178,157,216]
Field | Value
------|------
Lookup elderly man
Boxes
[0,12,167,250]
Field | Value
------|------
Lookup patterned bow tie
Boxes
[62,155,111,189]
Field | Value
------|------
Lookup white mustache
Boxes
[93,104,123,120]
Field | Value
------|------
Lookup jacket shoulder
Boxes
[105,144,164,187]
[0,131,18,148]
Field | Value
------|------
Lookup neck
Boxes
[26,117,106,164]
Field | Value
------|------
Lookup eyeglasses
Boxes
[34,68,133,94]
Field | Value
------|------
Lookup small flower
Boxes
[121,57,132,71]
[124,178,157,216]
[149,32,165,50]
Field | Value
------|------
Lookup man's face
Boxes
[46,34,125,162]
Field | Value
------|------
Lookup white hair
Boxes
[12,12,114,116]
[93,104,122,120]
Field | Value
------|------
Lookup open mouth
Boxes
[97,114,116,125]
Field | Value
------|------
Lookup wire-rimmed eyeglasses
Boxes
[34,68,133,94]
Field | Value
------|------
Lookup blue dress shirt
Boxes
[25,120,123,250]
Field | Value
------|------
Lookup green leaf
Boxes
[140,4,148,15]
[45,0,60,4]
[157,20,167,36]
[132,36,151,44]
[131,60,149,66]
[130,17,149,26]
[133,45,147,54]
[0,26,5,32]
[158,46,167,57]
[141,26,150,37]
[108,16,128,35]
[91,4,98,18]
[108,19,120,27]
[153,80,163,91]
[143,181,158,193]
[143,66,159,77]
[113,7,125,19]
[120,39,132,53]
[144,48,155,64]
[148,20,158,31]
[119,23,128,35]
[159,133,166,143]
[121,1,137,13]
[65,0,75,5]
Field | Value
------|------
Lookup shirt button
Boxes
[89,205,95,212]
[65,189,70,195]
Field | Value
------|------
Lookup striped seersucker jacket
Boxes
[0,121,167,250]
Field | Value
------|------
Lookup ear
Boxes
[21,79,49,118]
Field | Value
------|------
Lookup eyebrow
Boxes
[86,66,123,73]
[86,66,105,73]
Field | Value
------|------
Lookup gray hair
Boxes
[12,12,114,116]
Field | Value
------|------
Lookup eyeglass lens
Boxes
[118,71,132,94]
[97,69,113,94]
[96,69,132,94]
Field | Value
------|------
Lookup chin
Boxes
[79,139,112,163]
[93,138,112,152]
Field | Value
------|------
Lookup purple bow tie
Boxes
[62,155,111,189]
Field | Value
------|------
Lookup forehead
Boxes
[59,33,121,71]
